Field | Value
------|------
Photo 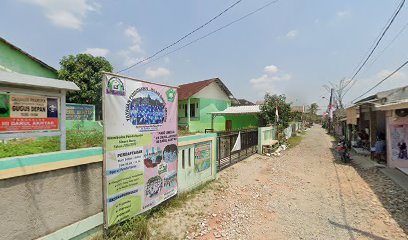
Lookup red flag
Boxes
[275,105,279,122]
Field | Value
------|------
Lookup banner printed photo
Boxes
[103,74,178,227]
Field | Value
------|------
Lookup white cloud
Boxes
[125,26,143,53]
[28,0,100,30]
[336,10,349,17]
[250,65,292,94]
[145,67,171,79]
[285,30,298,39]
[264,65,279,74]
[83,48,109,57]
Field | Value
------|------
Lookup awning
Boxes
[209,105,261,116]
[374,99,408,111]
[0,71,80,91]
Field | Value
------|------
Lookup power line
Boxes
[342,0,405,97]
[117,0,243,73]
[137,0,280,68]
[365,19,408,70]
[351,59,408,103]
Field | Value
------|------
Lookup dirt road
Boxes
[151,125,408,240]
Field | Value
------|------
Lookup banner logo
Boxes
[106,77,125,96]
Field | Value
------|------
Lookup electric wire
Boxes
[351,59,408,103]
[342,0,405,97]
[116,0,243,73]
[136,0,280,68]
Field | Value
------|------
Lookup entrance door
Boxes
[226,120,232,132]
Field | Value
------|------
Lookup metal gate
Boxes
[217,129,258,171]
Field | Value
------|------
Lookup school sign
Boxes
[102,73,178,227]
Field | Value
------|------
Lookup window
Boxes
[184,104,187,117]
[190,103,196,117]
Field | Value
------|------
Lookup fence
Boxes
[217,129,258,171]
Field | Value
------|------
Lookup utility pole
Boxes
[328,88,334,134]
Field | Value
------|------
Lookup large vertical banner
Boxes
[103,74,178,227]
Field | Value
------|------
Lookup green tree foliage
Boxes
[308,103,319,115]
[58,54,113,120]
[260,93,293,129]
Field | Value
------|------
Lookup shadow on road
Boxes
[328,135,408,236]
[328,219,388,240]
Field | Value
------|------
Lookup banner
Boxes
[390,124,408,161]
[103,74,178,227]
[194,141,211,172]
[66,103,95,121]
[0,93,59,132]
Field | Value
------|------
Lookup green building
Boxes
[178,78,259,132]
[0,37,57,78]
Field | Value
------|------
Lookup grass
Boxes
[0,129,103,158]
[288,135,303,148]
[95,181,215,240]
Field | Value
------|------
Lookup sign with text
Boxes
[103,74,178,227]
[0,93,59,132]
[66,103,95,121]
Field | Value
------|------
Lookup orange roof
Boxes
[178,78,217,100]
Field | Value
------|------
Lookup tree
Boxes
[323,78,350,109]
[58,54,113,120]
[260,94,293,129]
[308,103,319,115]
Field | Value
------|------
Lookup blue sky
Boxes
[1,0,408,110]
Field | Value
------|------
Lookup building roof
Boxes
[0,71,79,91]
[291,105,305,113]
[0,37,57,74]
[355,85,408,105]
[178,78,238,104]
[233,98,255,106]
[209,105,261,116]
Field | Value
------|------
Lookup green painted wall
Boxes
[225,114,259,131]
[178,98,231,132]
[0,40,57,78]
[66,120,103,131]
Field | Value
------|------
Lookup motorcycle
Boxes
[336,138,351,163]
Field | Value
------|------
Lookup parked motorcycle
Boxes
[336,138,351,163]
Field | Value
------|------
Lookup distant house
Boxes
[233,99,255,106]
[0,37,57,78]
[345,85,408,169]
[178,78,259,132]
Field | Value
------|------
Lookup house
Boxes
[178,78,259,132]
[347,85,408,169]
[0,37,57,78]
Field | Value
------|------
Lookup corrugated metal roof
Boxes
[355,85,408,105]
[0,71,79,91]
[209,105,261,115]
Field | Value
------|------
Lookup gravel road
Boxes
[151,125,408,240]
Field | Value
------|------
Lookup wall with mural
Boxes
[177,133,217,193]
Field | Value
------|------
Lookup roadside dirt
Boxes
[150,125,408,240]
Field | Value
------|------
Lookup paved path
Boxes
[152,125,408,240]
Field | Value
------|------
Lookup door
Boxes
[226,120,232,132]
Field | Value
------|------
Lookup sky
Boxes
[1,0,408,111]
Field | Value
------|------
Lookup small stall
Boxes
[0,71,79,150]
